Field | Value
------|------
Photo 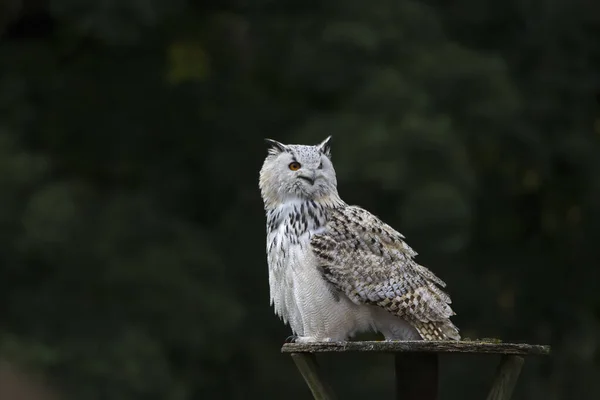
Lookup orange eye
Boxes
[289,162,301,171]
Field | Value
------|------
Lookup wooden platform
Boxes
[282,340,551,400]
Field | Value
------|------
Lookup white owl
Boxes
[259,137,460,343]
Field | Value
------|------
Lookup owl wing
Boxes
[310,205,460,340]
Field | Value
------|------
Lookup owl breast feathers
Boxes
[311,205,460,341]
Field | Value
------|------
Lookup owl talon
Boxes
[285,335,298,343]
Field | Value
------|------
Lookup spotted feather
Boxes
[311,205,460,340]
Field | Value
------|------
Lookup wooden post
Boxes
[281,341,550,400]
[486,355,525,400]
[290,353,337,400]
[395,353,438,400]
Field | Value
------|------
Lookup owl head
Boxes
[259,136,340,209]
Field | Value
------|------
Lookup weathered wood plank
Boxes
[290,353,337,400]
[486,355,525,400]
[282,341,550,356]
[395,353,438,400]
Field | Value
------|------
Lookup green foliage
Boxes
[1,0,599,399]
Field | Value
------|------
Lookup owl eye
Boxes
[289,162,301,171]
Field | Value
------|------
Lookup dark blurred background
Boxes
[0,0,599,399]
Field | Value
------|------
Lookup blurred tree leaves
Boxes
[49,0,188,44]
[401,182,472,253]
[167,41,210,84]
[1,0,599,399]
[0,115,242,399]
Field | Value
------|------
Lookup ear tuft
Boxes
[264,138,288,155]
[317,136,332,158]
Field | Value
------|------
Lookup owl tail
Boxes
[412,319,461,341]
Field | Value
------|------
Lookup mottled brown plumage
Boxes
[312,206,460,340]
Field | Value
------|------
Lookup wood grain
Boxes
[486,355,525,400]
[282,340,551,356]
[290,353,337,400]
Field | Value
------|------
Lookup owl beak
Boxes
[298,171,317,185]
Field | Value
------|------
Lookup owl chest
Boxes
[266,201,327,273]
[267,224,375,338]
[267,226,319,279]
[266,203,330,326]
[267,230,342,333]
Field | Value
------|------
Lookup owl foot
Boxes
[294,336,335,343]
[285,335,298,343]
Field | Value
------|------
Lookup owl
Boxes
[259,137,460,342]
